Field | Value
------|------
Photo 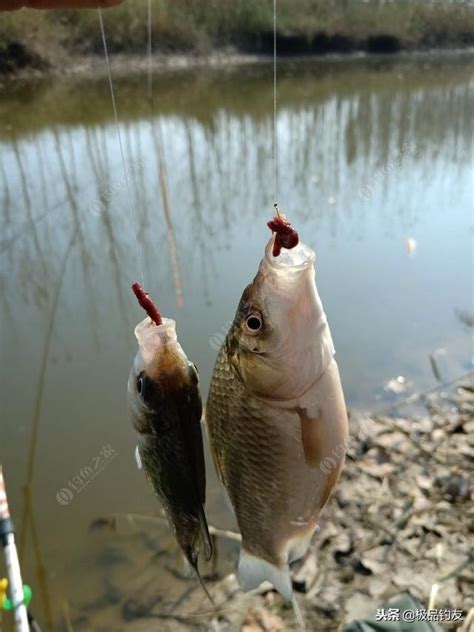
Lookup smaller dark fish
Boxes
[128,311,213,600]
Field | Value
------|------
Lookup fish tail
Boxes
[188,555,215,606]
[237,548,293,602]
[197,504,213,561]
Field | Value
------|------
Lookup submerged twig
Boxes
[145,612,202,627]
[373,371,473,417]
[429,352,443,383]
[92,512,242,542]
[61,599,74,632]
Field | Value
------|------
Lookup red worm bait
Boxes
[267,208,299,257]
[132,283,163,326]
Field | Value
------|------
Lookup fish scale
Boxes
[140,434,200,551]
[208,347,322,565]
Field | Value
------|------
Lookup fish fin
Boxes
[135,445,142,470]
[287,527,315,565]
[298,408,324,469]
[197,504,213,561]
[238,548,293,602]
[188,556,215,606]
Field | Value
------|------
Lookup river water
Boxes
[0,52,472,629]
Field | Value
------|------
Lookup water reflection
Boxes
[0,53,472,629]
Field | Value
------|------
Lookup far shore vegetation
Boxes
[1,0,474,74]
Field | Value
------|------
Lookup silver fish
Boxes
[206,236,348,600]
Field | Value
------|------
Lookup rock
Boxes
[392,565,435,599]
[361,546,390,575]
[344,591,373,621]
[458,444,474,460]
[317,521,339,547]
[374,431,407,451]
[435,474,472,502]
[432,428,445,442]
[462,420,474,434]
[292,554,319,593]
[385,376,408,394]
[416,474,434,491]
[332,532,353,558]
[340,566,356,582]
[335,487,353,508]
[358,460,396,479]
[241,607,284,632]
[447,477,470,501]
[368,576,391,598]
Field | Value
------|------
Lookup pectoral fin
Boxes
[298,408,323,469]
[298,407,343,509]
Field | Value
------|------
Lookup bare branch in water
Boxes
[90,512,242,542]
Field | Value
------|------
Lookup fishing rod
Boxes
[0,466,30,632]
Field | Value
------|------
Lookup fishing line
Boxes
[292,594,307,632]
[272,0,278,204]
[146,0,184,307]
[97,7,145,287]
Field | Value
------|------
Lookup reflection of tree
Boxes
[84,125,131,334]
[1,55,472,137]
[52,127,101,346]
[19,226,78,632]
[0,56,472,310]
[184,119,203,224]
[12,139,48,287]
[149,115,185,308]
[0,158,11,224]
[124,122,146,237]
[35,137,50,215]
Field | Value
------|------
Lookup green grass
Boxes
[1,0,474,71]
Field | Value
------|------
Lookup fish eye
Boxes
[137,376,144,395]
[246,315,262,332]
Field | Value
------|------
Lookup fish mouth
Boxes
[264,237,315,271]
[134,316,178,358]
[133,316,190,384]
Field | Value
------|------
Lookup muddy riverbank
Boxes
[70,377,473,631]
